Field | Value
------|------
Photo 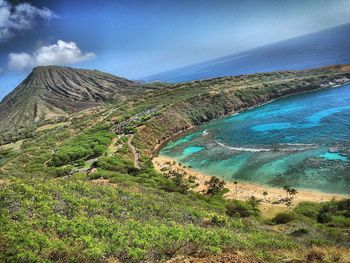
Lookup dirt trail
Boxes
[167,253,256,263]
[127,135,140,169]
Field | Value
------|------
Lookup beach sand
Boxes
[153,155,349,218]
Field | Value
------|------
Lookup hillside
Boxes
[134,65,350,156]
[0,66,150,132]
[0,65,350,262]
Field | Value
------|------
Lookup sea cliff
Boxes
[133,65,350,156]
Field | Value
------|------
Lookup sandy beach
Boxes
[153,155,349,217]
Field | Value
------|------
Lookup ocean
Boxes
[145,23,350,83]
[160,83,350,194]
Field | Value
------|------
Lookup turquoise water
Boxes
[160,84,350,194]
[320,152,347,162]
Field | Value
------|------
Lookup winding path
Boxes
[127,135,140,169]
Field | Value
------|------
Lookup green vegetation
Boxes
[205,176,226,195]
[282,185,298,211]
[272,212,297,224]
[1,66,350,262]
[0,149,15,166]
[50,126,115,167]
[1,170,349,262]
[226,199,261,218]
[294,200,350,228]
[94,156,134,173]
[0,177,296,262]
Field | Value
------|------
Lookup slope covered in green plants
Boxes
[1,65,350,262]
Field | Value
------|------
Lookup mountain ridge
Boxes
[1,64,350,143]
[0,66,151,131]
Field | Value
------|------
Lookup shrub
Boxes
[247,196,262,216]
[317,212,332,224]
[294,202,321,219]
[50,165,74,177]
[272,212,296,224]
[337,199,350,214]
[210,215,226,227]
[226,200,256,218]
[95,156,134,174]
[205,176,226,195]
[306,247,325,262]
[312,199,350,226]
[290,228,309,237]
[169,172,190,194]
[294,199,350,226]
[0,149,14,166]
[330,216,350,228]
[50,128,114,166]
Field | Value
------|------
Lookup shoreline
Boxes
[151,81,350,157]
[150,82,350,217]
[151,99,278,156]
[153,155,349,217]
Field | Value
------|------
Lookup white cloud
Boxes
[0,0,57,42]
[8,40,96,71]
[35,40,96,66]
[8,52,33,71]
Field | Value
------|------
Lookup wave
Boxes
[216,142,271,152]
[280,143,317,147]
[216,141,317,152]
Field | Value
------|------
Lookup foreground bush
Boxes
[226,200,259,218]
[0,178,298,262]
[272,212,297,224]
[294,199,350,227]
[94,156,134,174]
[294,202,321,219]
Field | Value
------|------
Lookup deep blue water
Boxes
[145,23,350,83]
[160,84,350,194]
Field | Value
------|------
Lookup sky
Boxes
[0,0,350,99]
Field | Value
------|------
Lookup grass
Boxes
[36,122,69,132]
[0,139,24,151]
[259,203,285,219]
